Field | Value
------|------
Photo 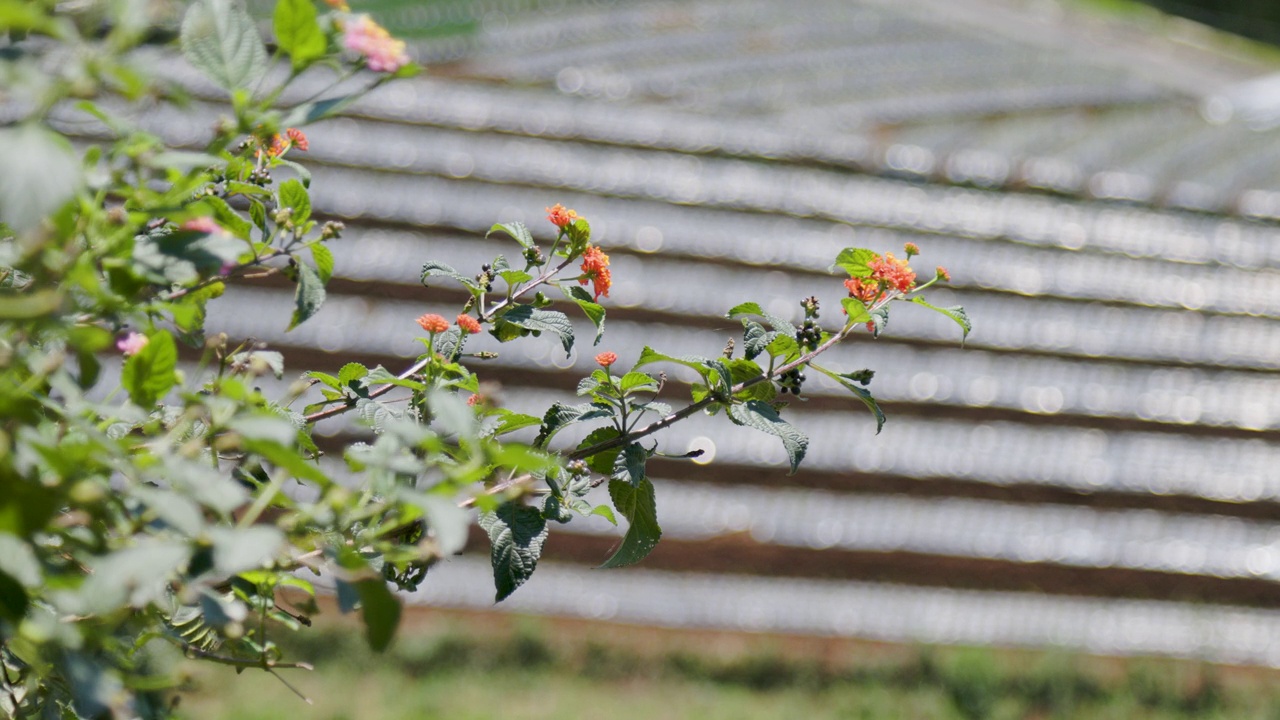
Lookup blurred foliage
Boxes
[178,619,1278,720]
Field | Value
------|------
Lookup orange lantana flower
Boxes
[579,245,611,300]
[546,204,579,228]
[416,313,450,333]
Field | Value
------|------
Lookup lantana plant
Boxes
[0,0,969,716]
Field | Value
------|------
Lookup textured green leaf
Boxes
[487,221,535,249]
[199,195,253,241]
[841,297,871,324]
[766,334,801,363]
[479,503,549,602]
[81,541,191,613]
[338,362,368,386]
[811,363,886,433]
[179,0,267,91]
[488,409,542,437]
[278,178,310,224]
[499,269,533,286]
[562,285,606,345]
[868,305,889,337]
[355,579,401,652]
[634,346,712,377]
[911,296,972,341]
[600,478,660,568]
[579,427,623,475]
[728,400,808,474]
[420,260,479,293]
[0,289,62,319]
[273,0,325,69]
[741,321,775,360]
[725,302,795,336]
[614,443,648,486]
[309,243,334,283]
[497,305,574,355]
[831,247,877,278]
[122,330,178,408]
[288,262,325,330]
[534,402,612,447]
[619,371,658,394]
[132,227,242,284]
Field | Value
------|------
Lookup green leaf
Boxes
[275,158,311,187]
[841,297,871,324]
[534,402,612,447]
[765,334,801,363]
[421,260,479,294]
[487,221,535,249]
[579,427,623,474]
[273,0,325,69]
[0,123,80,234]
[282,95,361,126]
[600,478,660,569]
[487,409,543,437]
[305,243,332,283]
[122,330,178,408]
[496,305,574,355]
[499,269,533,286]
[306,370,340,389]
[561,285,606,345]
[0,533,40,587]
[868,305,889,338]
[566,218,591,253]
[811,363,886,433]
[742,321,775,360]
[614,443,648,486]
[911,297,972,341]
[479,502,549,602]
[198,194,253,239]
[338,362,368,386]
[278,178,311,224]
[633,346,712,378]
[727,400,808,474]
[0,571,26,622]
[179,0,267,92]
[242,438,329,484]
[0,289,62,319]
[619,372,658,394]
[288,262,325,330]
[831,247,877,278]
[80,541,192,613]
[725,302,795,336]
[355,579,401,652]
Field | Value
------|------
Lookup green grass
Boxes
[172,617,1280,720]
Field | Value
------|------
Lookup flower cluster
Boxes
[181,217,222,234]
[595,352,617,368]
[457,314,482,334]
[343,15,410,73]
[116,332,148,356]
[546,204,579,228]
[579,245,611,300]
[416,313,450,334]
[260,128,308,159]
[843,249,918,307]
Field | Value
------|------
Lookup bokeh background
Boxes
[148,0,1280,715]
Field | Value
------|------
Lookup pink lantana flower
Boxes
[343,16,410,73]
[117,332,149,356]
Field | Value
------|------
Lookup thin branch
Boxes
[567,292,899,461]
[302,256,577,425]
[177,642,314,671]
